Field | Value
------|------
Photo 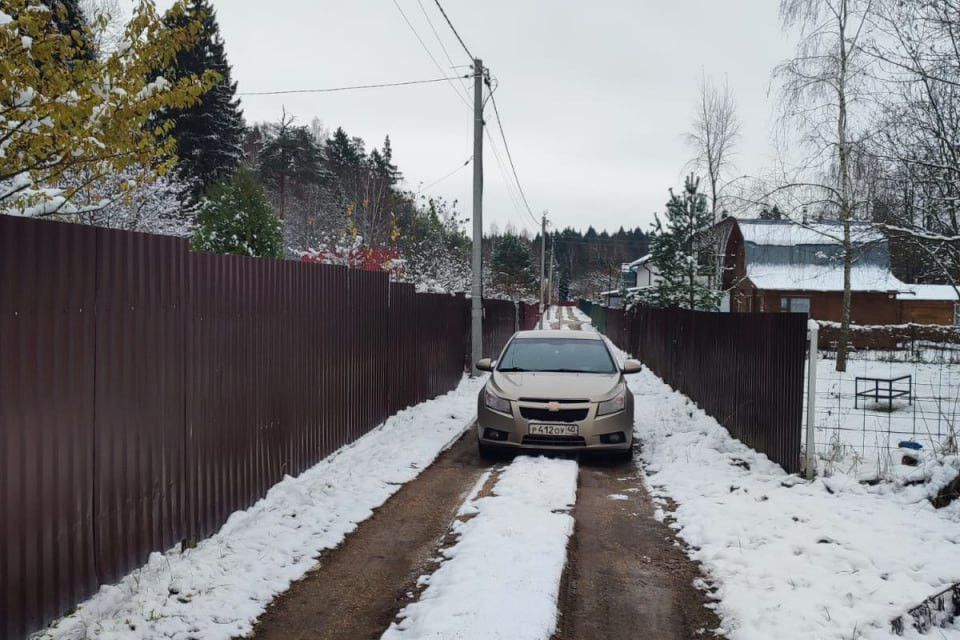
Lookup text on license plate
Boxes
[529,423,579,436]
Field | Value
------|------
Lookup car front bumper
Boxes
[476,395,634,453]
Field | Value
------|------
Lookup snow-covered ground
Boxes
[810,351,960,481]
[382,456,578,640]
[630,366,960,639]
[33,375,486,640]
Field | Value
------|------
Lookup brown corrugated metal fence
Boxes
[0,215,500,639]
[597,305,806,474]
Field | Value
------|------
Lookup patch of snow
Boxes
[739,219,884,246]
[627,367,960,640]
[382,456,578,640]
[607,493,630,501]
[33,375,486,640]
[746,263,907,292]
[895,284,960,301]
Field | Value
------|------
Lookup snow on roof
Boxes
[626,254,652,268]
[746,263,908,292]
[895,284,959,301]
[738,220,884,247]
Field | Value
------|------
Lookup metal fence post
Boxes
[805,320,819,479]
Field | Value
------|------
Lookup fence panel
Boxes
[482,299,517,359]
[93,228,188,584]
[620,308,806,474]
[1,213,508,638]
[1,216,98,640]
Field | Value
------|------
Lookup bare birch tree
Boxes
[686,75,741,218]
[866,0,960,295]
[775,0,878,371]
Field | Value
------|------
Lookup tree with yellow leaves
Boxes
[0,0,216,216]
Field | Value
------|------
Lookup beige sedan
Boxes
[475,330,641,460]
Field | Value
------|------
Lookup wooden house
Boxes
[713,217,958,325]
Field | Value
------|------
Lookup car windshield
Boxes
[497,337,617,374]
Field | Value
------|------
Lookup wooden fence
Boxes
[0,214,513,639]
[581,302,807,474]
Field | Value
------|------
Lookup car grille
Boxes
[522,435,586,447]
[519,407,589,423]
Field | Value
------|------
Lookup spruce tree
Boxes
[490,233,537,301]
[635,174,721,311]
[257,115,327,220]
[191,167,283,258]
[324,127,364,180]
[164,0,244,199]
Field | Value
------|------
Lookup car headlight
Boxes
[597,384,627,416]
[484,387,512,414]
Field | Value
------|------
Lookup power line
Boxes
[432,0,474,61]
[391,0,472,109]
[416,0,472,99]
[486,82,538,227]
[484,127,536,235]
[419,156,472,192]
[238,76,466,96]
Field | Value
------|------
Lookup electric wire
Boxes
[415,0,472,99]
[238,76,466,96]
[432,0,474,61]
[485,81,539,227]
[391,0,472,109]
[419,156,472,192]
[484,127,536,235]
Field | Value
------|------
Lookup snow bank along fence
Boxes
[580,301,807,473]
[0,214,517,639]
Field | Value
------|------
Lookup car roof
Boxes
[512,329,603,341]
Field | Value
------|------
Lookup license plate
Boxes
[529,423,579,436]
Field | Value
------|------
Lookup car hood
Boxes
[490,371,621,402]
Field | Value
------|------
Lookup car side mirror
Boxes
[622,359,642,374]
[476,358,495,372]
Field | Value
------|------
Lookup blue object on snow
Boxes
[898,440,923,450]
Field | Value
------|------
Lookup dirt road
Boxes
[250,431,493,640]
[248,433,718,639]
[553,455,721,639]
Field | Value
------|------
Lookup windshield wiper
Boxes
[497,367,529,372]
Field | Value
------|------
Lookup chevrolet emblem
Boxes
[546,402,561,412]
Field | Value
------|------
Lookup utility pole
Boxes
[538,213,547,329]
[547,232,555,308]
[470,59,484,376]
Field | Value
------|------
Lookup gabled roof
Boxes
[895,284,960,301]
[746,263,908,293]
[737,219,885,246]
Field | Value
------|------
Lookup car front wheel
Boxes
[478,441,497,461]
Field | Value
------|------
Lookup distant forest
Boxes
[484,226,651,301]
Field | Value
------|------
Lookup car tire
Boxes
[478,441,499,461]
[612,446,634,464]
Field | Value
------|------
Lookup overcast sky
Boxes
[165,1,795,235]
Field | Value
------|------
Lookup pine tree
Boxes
[256,113,328,219]
[634,174,721,311]
[324,127,364,180]
[163,0,244,199]
[191,167,283,258]
[490,233,537,301]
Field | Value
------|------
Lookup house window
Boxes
[780,297,811,314]
[789,298,811,314]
